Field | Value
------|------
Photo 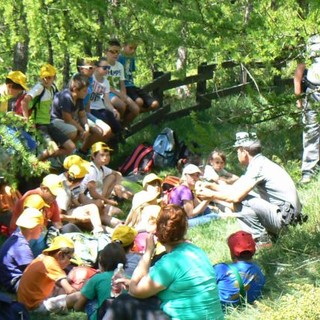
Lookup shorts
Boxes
[66,205,92,223]
[87,112,110,133]
[126,86,157,108]
[90,109,121,134]
[33,294,67,314]
[109,92,118,100]
[51,119,78,137]
[37,123,70,146]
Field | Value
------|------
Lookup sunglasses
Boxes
[8,83,23,90]
[108,49,120,55]
[80,65,94,70]
[99,65,111,71]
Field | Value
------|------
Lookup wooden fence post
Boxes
[196,63,208,103]
[153,71,165,108]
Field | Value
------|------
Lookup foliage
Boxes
[0,0,319,84]
[0,112,50,187]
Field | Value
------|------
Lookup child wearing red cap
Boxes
[213,230,265,308]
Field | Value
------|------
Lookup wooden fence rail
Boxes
[128,60,292,137]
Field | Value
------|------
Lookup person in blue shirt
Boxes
[0,208,44,293]
[118,41,159,113]
[214,230,265,308]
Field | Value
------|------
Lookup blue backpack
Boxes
[0,292,30,320]
[153,128,178,168]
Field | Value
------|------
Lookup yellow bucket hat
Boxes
[131,190,159,212]
[68,164,89,179]
[23,194,50,210]
[41,174,64,196]
[43,235,74,253]
[142,173,162,189]
[63,155,90,179]
[112,225,138,247]
[91,142,113,154]
[6,71,28,90]
[40,63,56,79]
[16,208,44,229]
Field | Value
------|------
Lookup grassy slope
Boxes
[2,94,320,319]
[21,178,320,320]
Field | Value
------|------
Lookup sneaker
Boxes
[47,141,59,155]
[300,175,312,184]
[255,233,273,250]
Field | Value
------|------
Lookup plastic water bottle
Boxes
[111,263,125,298]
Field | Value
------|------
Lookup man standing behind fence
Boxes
[294,34,320,184]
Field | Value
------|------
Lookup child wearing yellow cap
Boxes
[79,142,124,228]
[0,208,44,293]
[17,235,80,314]
[0,70,28,114]
[20,63,76,161]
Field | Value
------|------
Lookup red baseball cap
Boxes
[227,231,256,257]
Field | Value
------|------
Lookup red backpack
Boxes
[118,144,154,176]
[68,266,99,290]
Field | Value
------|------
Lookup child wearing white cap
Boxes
[168,164,220,227]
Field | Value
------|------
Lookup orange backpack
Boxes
[161,175,180,204]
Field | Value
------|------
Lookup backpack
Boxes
[29,83,58,117]
[46,229,111,266]
[153,128,179,168]
[118,144,154,176]
[0,292,30,320]
[68,266,99,290]
[161,175,180,205]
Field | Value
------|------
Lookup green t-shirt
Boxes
[149,242,224,320]
[28,83,55,124]
[81,271,113,320]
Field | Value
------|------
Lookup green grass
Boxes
[21,175,320,319]
[2,94,319,319]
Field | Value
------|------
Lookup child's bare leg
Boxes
[102,174,118,199]
[79,204,104,233]
[100,205,123,227]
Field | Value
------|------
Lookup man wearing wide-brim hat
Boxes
[209,132,303,245]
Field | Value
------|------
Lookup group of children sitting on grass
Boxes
[0,140,266,319]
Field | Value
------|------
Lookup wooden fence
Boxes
[128,60,292,137]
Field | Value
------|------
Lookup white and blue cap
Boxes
[233,132,261,148]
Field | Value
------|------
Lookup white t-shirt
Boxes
[56,174,72,211]
[80,162,112,197]
[89,75,110,110]
[203,165,231,182]
[107,61,125,92]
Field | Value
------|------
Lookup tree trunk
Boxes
[13,40,29,73]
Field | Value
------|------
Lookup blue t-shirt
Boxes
[118,54,136,87]
[51,88,85,120]
[0,230,34,291]
[149,242,224,320]
[214,261,265,305]
[84,76,94,107]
